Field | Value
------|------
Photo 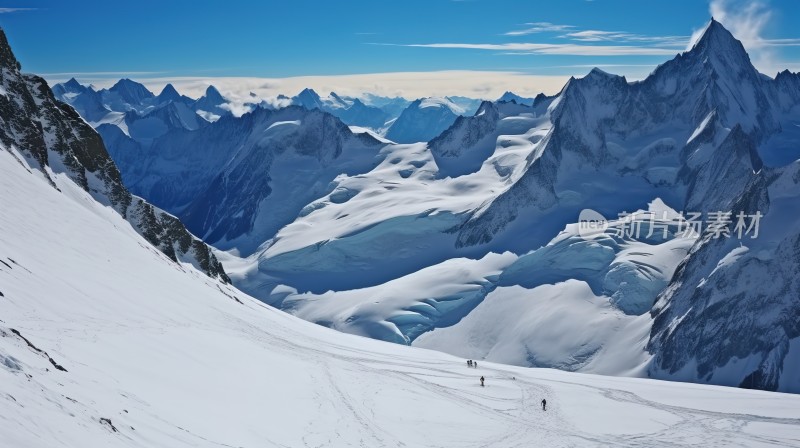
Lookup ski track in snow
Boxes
[190,300,800,448]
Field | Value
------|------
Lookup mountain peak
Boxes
[533,92,549,105]
[161,83,178,93]
[588,67,610,76]
[292,88,324,110]
[109,78,155,102]
[690,18,748,60]
[497,91,534,106]
[297,88,321,99]
[0,28,19,70]
[111,78,140,89]
[65,77,82,89]
[204,85,224,100]
[157,83,181,102]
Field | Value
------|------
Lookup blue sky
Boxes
[2,0,800,99]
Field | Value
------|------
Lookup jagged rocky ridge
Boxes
[0,29,228,282]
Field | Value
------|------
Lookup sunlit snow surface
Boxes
[2,131,800,448]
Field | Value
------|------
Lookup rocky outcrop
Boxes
[0,28,228,282]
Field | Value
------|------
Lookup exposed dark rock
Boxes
[9,328,67,372]
[0,28,229,283]
[99,417,118,433]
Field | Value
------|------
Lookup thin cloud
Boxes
[39,71,167,77]
[563,30,688,47]
[761,38,800,46]
[505,22,575,36]
[390,42,680,56]
[505,22,688,48]
[0,7,36,13]
[538,63,661,69]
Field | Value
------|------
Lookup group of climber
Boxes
[468,360,547,411]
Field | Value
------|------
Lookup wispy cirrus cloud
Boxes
[383,42,680,56]
[503,20,688,48]
[0,7,36,13]
[389,20,689,57]
[562,30,688,47]
[504,22,575,36]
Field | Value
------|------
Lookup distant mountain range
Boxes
[53,77,485,143]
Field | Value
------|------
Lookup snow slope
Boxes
[275,200,696,375]
[2,117,800,448]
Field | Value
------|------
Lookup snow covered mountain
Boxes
[192,85,229,121]
[384,97,464,143]
[105,78,155,109]
[5,92,800,448]
[52,78,234,127]
[3,28,800,448]
[155,82,187,104]
[232,20,800,392]
[0,30,227,282]
[291,87,326,110]
[335,97,390,129]
[446,95,484,115]
[100,104,385,255]
[289,88,392,129]
[49,20,800,393]
[497,91,535,106]
[50,78,112,122]
[361,92,412,118]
